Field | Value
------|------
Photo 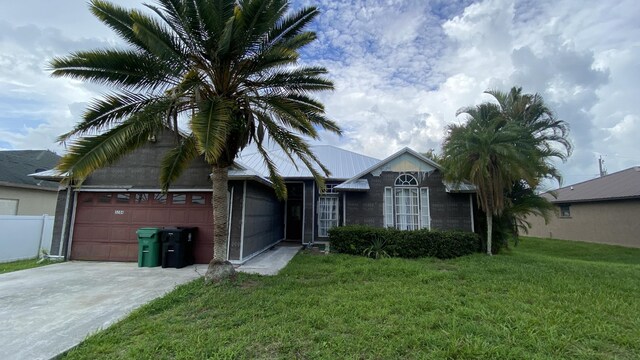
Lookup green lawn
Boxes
[64,238,640,359]
[0,258,56,274]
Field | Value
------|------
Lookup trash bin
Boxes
[137,228,161,267]
[160,227,197,269]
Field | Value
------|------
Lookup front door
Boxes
[285,183,304,241]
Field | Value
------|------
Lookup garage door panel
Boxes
[169,209,188,223]
[74,226,110,243]
[131,210,148,223]
[110,227,136,243]
[108,244,136,261]
[72,192,214,263]
[148,209,170,223]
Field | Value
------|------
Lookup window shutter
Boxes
[420,187,430,229]
[384,187,394,228]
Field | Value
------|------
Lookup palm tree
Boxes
[486,87,571,183]
[441,103,536,255]
[50,0,341,280]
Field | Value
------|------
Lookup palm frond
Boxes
[159,134,199,191]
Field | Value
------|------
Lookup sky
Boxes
[0,0,638,189]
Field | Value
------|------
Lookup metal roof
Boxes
[335,179,370,191]
[544,166,640,203]
[237,145,380,180]
[444,181,477,193]
[1,150,61,188]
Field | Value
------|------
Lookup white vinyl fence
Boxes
[0,215,55,263]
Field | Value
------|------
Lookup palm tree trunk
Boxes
[486,212,493,256]
[211,166,229,261]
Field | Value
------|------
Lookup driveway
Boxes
[0,261,202,360]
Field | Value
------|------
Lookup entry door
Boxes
[285,183,304,241]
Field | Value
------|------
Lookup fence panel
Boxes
[0,215,55,262]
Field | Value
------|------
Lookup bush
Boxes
[328,225,481,259]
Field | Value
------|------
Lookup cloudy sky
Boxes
[0,0,638,189]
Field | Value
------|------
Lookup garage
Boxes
[70,191,214,264]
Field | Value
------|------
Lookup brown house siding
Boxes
[526,199,640,248]
[83,130,211,189]
[344,171,473,231]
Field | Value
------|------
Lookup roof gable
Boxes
[341,147,440,184]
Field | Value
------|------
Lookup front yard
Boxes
[64,238,640,359]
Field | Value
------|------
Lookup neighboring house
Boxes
[33,130,477,264]
[0,150,61,215]
[526,167,640,248]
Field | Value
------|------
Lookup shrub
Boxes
[328,226,481,259]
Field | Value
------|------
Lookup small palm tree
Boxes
[442,103,536,255]
[50,0,341,280]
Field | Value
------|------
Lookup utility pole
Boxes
[598,155,607,177]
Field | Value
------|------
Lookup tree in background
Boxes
[50,0,340,281]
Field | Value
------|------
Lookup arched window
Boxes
[395,174,418,186]
[384,173,430,230]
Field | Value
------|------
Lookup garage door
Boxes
[71,192,214,264]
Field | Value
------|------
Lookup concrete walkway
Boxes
[0,262,202,360]
[237,244,301,275]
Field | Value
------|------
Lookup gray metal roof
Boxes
[237,145,380,180]
[545,166,640,203]
[335,179,370,191]
[1,150,61,189]
[444,181,477,193]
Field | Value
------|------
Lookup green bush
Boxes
[328,226,481,259]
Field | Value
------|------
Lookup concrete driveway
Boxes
[0,261,202,360]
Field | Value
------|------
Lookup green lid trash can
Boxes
[137,228,161,267]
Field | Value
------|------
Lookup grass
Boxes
[0,258,56,274]
[64,237,640,359]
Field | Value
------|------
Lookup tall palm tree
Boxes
[441,103,536,255]
[486,86,571,184]
[50,0,341,279]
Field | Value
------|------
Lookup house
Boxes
[526,166,640,248]
[0,150,61,215]
[33,131,477,264]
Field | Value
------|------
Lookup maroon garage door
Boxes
[71,192,214,264]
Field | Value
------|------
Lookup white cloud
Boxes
[0,0,638,186]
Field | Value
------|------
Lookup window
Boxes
[320,183,338,194]
[0,199,18,215]
[420,188,430,229]
[384,187,394,228]
[318,196,339,237]
[559,204,571,217]
[135,193,149,204]
[153,193,167,204]
[97,193,112,203]
[172,194,186,205]
[382,174,431,230]
[116,193,130,203]
[191,195,205,205]
[395,188,419,230]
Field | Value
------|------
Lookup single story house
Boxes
[526,166,640,248]
[34,130,477,264]
[0,150,60,215]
